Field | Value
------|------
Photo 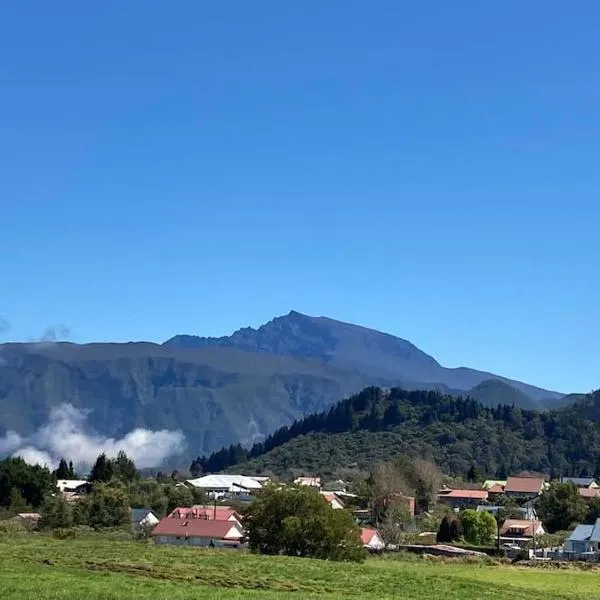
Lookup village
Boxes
[9,470,600,562]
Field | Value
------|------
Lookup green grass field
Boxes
[0,536,596,600]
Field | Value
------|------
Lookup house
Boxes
[476,505,538,520]
[10,513,41,526]
[361,528,385,551]
[499,519,546,548]
[56,479,91,502]
[437,488,488,508]
[578,488,600,500]
[185,474,266,498]
[320,492,345,510]
[565,518,600,555]
[560,477,599,489]
[152,518,244,547]
[504,477,546,501]
[167,505,243,526]
[294,477,321,488]
[131,508,159,531]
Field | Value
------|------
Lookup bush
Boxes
[245,484,365,562]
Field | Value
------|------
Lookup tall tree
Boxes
[113,451,136,483]
[0,457,56,509]
[55,458,71,480]
[89,453,113,483]
[39,494,74,529]
[536,483,587,533]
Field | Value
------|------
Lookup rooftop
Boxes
[152,518,243,539]
[504,477,545,494]
[438,489,489,500]
[185,474,264,491]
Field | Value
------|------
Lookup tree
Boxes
[8,488,29,512]
[112,451,136,483]
[436,515,461,543]
[82,483,130,528]
[467,464,479,483]
[436,516,451,543]
[0,457,56,509]
[244,484,364,562]
[164,484,194,515]
[55,458,73,480]
[460,509,496,545]
[535,483,588,533]
[89,453,113,483]
[39,494,73,529]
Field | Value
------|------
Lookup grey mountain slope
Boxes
[0,342,392,457]
[165,310,563,404]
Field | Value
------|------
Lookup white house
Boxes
[361,528,385,551]
[130,508,159,531]
[565,518,600,555]
[320,492,345,510]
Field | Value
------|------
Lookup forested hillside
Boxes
[191,387,600,479]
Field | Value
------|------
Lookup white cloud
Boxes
[0,403,186,470]
[0,430,22,454]
[13,447,54,468]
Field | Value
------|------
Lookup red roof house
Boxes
[437,488,488,508]
[504,477,546,499]
[361,528,385,551]
[152,517,244,547]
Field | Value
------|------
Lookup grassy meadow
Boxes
[0,536,597,600]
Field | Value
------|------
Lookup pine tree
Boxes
[55,458,71,479]
[89,453,113,483]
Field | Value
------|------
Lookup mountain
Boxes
[465,379,541,410]
[0,342,385,458]
[194,387,600,479]
[0,311,570,463]
[165,310,564,406]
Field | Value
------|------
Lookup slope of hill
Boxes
[165,310,564,406]
[193,387,600,479]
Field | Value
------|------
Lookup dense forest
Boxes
[190,387,600,479]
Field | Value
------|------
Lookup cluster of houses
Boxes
[437,475,600,555]
[13,471,600,559]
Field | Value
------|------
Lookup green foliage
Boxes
[89,453,114,483]
[0,457,56,509]
[460,510,496,545]
[535,483,588,533]
[244,484,364,562]
[39,494,74,529]
[54,458,75,480]
[112,451,137,483]
[80,483,130,529]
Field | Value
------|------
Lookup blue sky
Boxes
[1,1,598,393]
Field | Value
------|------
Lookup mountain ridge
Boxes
[165,310,564,405]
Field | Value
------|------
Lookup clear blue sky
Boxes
[1,1,598,393]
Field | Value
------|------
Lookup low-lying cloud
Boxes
[0,403,186,471]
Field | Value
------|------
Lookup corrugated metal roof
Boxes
[186,474,264,490]
[588,518,600,542]
[561,477,597,487]
[568,524,594,542]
